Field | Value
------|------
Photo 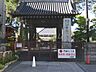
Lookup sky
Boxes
[71,1,96,32]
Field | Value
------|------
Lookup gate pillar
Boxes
[57,26,62,49]
[29,25,36,50]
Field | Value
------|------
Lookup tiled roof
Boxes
[13,1,78,16]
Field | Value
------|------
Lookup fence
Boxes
[84,42,96,63]
[0,51,12,60]
[14,41,96,62]
[17,41,85,61]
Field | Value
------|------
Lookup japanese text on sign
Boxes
[58,49,76,58]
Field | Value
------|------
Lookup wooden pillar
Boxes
[29,24,36,50]
[20,20,23,42]
[57,26,62,49]
[25,19,29,50]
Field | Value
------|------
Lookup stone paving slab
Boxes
[3,61,85,72]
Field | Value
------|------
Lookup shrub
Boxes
[0,52,18,65]
[0,64,4,70]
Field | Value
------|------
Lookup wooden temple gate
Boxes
[11,0,78,61]
[18,17,63,61]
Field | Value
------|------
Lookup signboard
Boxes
[16,43,22,48]
[62,18,71,48]
[62,18,71,42]
[58,49,76,58]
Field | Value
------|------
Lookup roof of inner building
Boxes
[20,0,69,2]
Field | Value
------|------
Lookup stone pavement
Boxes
[3,61,85,72]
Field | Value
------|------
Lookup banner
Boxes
[58,49,76,58]
[16,43,22,48]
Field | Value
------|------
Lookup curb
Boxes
[0,59,18,72]
[0,55,19,72]
[76,62,87,72]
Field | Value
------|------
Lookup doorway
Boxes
[36,28,57,50]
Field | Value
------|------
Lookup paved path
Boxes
[77,63,96,72]
[3,61,84,72]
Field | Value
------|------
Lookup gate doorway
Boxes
[18,27,59,61]
[36,28,56,50]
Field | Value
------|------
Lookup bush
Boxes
[0,58,7,65]
[0,64,4,70]
[0,53,18,65]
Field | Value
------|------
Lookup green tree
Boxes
[91,3,96,41]
[93,3,96,14]
[72,15,87,42]
[90,19,96,41]
[6,0,19,29]
[6,0,19,17]
[72,15,96,42]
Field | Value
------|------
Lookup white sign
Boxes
[16,43,22,48]
[58,49,76,58]
[62,18,71,48]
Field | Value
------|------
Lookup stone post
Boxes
[62,18,71,49]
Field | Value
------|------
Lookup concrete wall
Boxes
[0,0,6,38]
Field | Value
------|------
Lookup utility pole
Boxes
[85,0,89,42]
[85,0,90,64]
